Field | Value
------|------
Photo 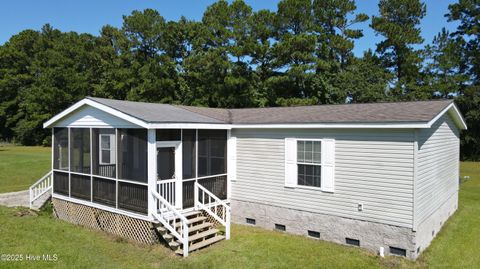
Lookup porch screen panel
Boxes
[182,180,195,209]
[118,182,148,214]
[198,130,227,177]
[92,128,116,178]
[198,174,227,200]
[70,174,91,200]
[156,129,181,141]
[53,128,69,171]
[118,129,147,183]
[53,171,69,195]
[92,177,116,206]
[182,129,196,179]
[70,128,91,174]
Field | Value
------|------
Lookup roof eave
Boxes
[43,98,149,128]
[426,102,467,130]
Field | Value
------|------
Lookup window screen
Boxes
[70,128,90,174]
[156,129,181,141]
[53,128,69,171]
[198,130,227,177]
[118,129,147,182]
[297,140,321,187]
[182,129,196,179]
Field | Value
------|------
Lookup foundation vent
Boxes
[275,224,286,231]
[246,218,256,225]
[346,238,360,246]
[308,230,320,238]
[389,246,407,257]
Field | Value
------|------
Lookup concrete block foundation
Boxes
[232,199,426,260]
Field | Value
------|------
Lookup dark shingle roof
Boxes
[178,100,453,124]
[87,97,224,124]
[87,97,453,125]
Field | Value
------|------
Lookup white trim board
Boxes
[52,193,153,222]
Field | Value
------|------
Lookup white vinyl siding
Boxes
[415,114,460,227]
[232,129,415,228]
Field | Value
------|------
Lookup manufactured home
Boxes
[29,97,466,259]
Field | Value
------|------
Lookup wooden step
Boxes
[188,222,213,234]
[176,235,225,254]
[182,228,219,243]
[183,210,202,218]
[157,221,213,237]
[169,240,180,250]
[173,216,207,228]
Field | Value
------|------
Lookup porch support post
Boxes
[147,129,157,218]
[175,130,183,209]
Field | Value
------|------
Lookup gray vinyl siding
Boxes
[416,114,460,227]
[231,129,415,228]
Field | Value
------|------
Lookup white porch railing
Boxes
[157,179,176,208]
[29,171,53,209]
[194,182,231,240]
[151,190,190,257]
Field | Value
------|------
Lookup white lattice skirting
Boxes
[52,198,160,244]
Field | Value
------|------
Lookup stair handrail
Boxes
[151,190,189,256]
[29,171,53,209]
[194,182,231,240]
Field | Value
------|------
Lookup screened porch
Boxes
[52,127,229,216]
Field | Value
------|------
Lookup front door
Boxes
[157,147,175,180]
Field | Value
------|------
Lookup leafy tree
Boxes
[312,0,369,71]
[424,28,468,97]
[446,0,480,160]
[371,0,426,98]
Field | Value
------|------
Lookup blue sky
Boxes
[0,0,459,56]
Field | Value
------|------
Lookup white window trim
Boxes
[285,138,335,193]
[296,139,322,189]
[99,134,116,165]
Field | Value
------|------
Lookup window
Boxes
[285,138,335,192]
[297,140,321,188]
[99,134,115,165]
[92,129,116,178]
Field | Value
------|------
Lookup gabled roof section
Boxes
[44,97,467,130]
[87,97,224,124]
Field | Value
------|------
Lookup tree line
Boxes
[0,0,478,160]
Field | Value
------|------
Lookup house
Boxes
[29,97,467,259]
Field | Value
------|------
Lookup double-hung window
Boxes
[297,140,322,187]
[285,138,335,192]
[99,134,116,165]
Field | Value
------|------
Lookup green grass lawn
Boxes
[0,146,51,193]
[0,146,478,268]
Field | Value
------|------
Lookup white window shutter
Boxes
[284,138,297,188]
[322,139,335,192]
[228,136,237,181]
